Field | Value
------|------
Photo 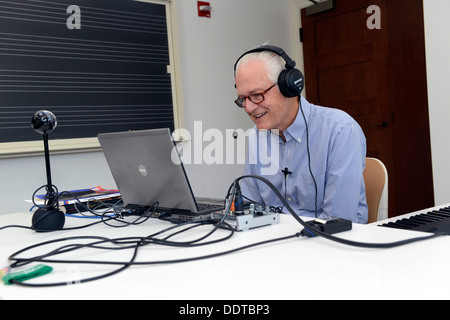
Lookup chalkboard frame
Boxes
[0,0,182,158]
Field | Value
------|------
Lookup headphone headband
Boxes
[234,45,296,73]
[234,45,304,98]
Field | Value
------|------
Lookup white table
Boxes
[1,209,450,300]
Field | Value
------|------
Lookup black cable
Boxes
[299,98,318,218]
[6,185,240,286]
[1,189,159,234]
[5,173,444,287]
[7,230,299,287]
[31,186,159,229]
[0,212,111,233]
[6,219,240,287]
[9,236,143,287]
[0,225,34,231]
[235,175,445,248]
[32,184,59,210]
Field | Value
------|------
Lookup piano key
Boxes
[378,204,450,234]
[394,219,421,228]
[409,215,438,224]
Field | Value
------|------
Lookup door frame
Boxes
[289,0,314,97]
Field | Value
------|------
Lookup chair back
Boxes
[363,158,388,223]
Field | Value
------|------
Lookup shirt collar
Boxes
[282,96,311,144]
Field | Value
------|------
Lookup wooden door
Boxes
[301,0,434,217]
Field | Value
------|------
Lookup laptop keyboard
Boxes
[197,203,223,213]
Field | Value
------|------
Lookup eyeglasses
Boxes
[234,84,277,108]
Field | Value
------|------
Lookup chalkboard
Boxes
[0,0,174,143]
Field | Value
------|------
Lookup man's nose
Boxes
[244,99,259,113]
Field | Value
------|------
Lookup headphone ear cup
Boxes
[278,68,304,98]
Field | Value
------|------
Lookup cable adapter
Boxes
[301,217,352,238]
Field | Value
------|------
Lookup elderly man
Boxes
[234,45,368,223]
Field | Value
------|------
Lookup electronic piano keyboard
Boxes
[376,203,450,234]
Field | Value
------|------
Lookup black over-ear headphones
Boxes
[234,45,304,98]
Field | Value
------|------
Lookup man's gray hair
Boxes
[235,50,286,84]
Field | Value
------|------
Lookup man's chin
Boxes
[254,122,271,130]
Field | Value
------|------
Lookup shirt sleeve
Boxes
[321,122,368,223]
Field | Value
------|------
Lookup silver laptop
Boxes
[97,128,223,219]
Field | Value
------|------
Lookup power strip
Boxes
[211,210,280,231]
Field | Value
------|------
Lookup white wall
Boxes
[175,0,293,199]
[423,0,450,206]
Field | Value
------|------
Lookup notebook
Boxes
[97,128,223,220]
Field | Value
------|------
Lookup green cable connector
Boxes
[2,264,53,285]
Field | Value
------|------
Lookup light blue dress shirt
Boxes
[241,96,368,224]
